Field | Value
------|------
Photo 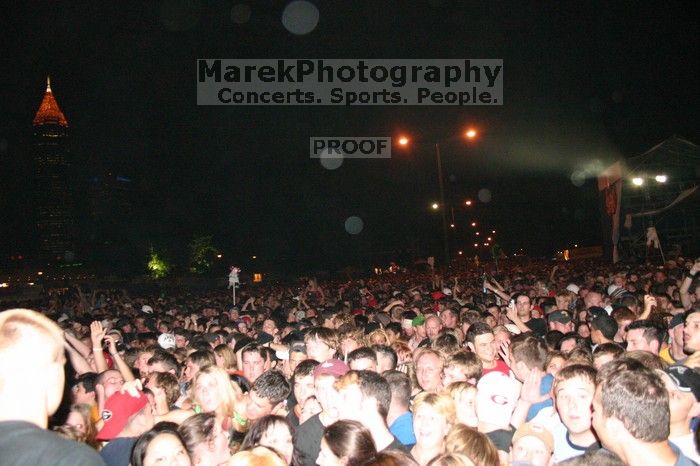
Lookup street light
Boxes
[465,200,472,206]
[398,127,480,269]
[632,177,644,186]
[431,203,439,210]
[655,174,667,183]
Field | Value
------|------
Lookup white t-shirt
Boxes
[531,407,591,462]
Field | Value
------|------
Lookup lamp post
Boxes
[399,128,479,270]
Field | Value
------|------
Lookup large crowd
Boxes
[1,257,700,466]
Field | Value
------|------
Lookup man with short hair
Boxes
[442,351,483,386]
[548,310,574,334]
[660,365,700,463]
[466,323,508,377]
[590,315,618,347]
[384,370,416,446]
[0,309,105,465]
[684,311,700,356]
[594,361,695,465]
[336,370,406,452]
[532,364,601,462]
[241,343,271,383]
[419,314,443,348]
[372,344,398,373]
[288,359,320,427]
[510,422,554,466]
[347,346,378,372]
[626,319,666,355]
[245,370,291,422]
[440,307,459,329]
[509,334,553,421]
[660,314,686,364]
[414,348,444,393]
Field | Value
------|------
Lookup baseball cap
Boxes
[512,422,554,452]
[96,391,149,440]
[548,310,572,324]
[665,366,700,401]
[313,359,349,379]
[566,284,580,294]
[412,315,426,327]
[141,305,154,314]
[669,314,685,329]
[157,333,176,350]
[476,372,521,427]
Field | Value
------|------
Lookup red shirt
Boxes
[481,359,510,377]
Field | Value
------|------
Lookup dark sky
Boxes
[1,1,697,273]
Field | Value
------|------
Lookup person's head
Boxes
[145,371,181,407]
[466,323,496,365]
[313,359,350,414]
[445,382,478,427]
[509,334,548,382]
[229,446,286,466]
[174,328,190,349]
[131,429,191,466]
[178,413,230,466]
[0,309,67,422]
[239,415,295,465]
[262,318,278,337]
[554,364,597,436]
[583,285,604,309]
[246,370,291,422]
[544,351,565,376]
[684,311,700,354]
[415,348,445,392]
[192,365,239,416]
[98,369,126,399]
[610,307,635,341]
[412,392,456,450]
[590,315,618,345]
[372,344,398,373]
[593,361,669,458]
[513,293,532,318]
[317,420,377,466]
[557,332,588,355]
[347,347,378,372]
[426,452,477,466]
[305,327,339,362]
[64,403,99,448]
[510,422,554,466]
[658,365,700,431]
[625,320,666,354]
[184,350,216,383]
[288,344,308,374]
[443,351,482,386]
[293,359,320,408]
[72,372,98,405]
[441,308,459,329]
[444,423,499,466]
[548,310,574,334]
[145,350,180,377]
[425,315,443,340]
[383,370,411,413]
[592,342,625,370]
[213,344,237,371]
[335,370,391,422]
[241,343,271,383]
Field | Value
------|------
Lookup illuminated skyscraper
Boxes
[33,77,75,261]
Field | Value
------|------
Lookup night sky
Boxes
[1,1,697,274]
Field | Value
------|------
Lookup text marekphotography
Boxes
[197,59,503,106]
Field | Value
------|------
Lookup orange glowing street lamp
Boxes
[465,128,478,139]
[465,200,472,206]
[398,136,409,146]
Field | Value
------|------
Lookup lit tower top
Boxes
[33,76,68,127]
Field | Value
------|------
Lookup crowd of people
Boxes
[1,256,700,466]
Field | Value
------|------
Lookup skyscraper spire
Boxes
[33,76,68,127]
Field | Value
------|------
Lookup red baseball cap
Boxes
[96,390,149,440]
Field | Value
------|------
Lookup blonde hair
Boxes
[427,453,476,466]
[214,344,237,371]
[445,381,477,402]
[192,365,241,417]
[229,446,287,466]
[412,392,456,426]
[445,424,499,466]
[0,308,64,371]
[366,328,389,346]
